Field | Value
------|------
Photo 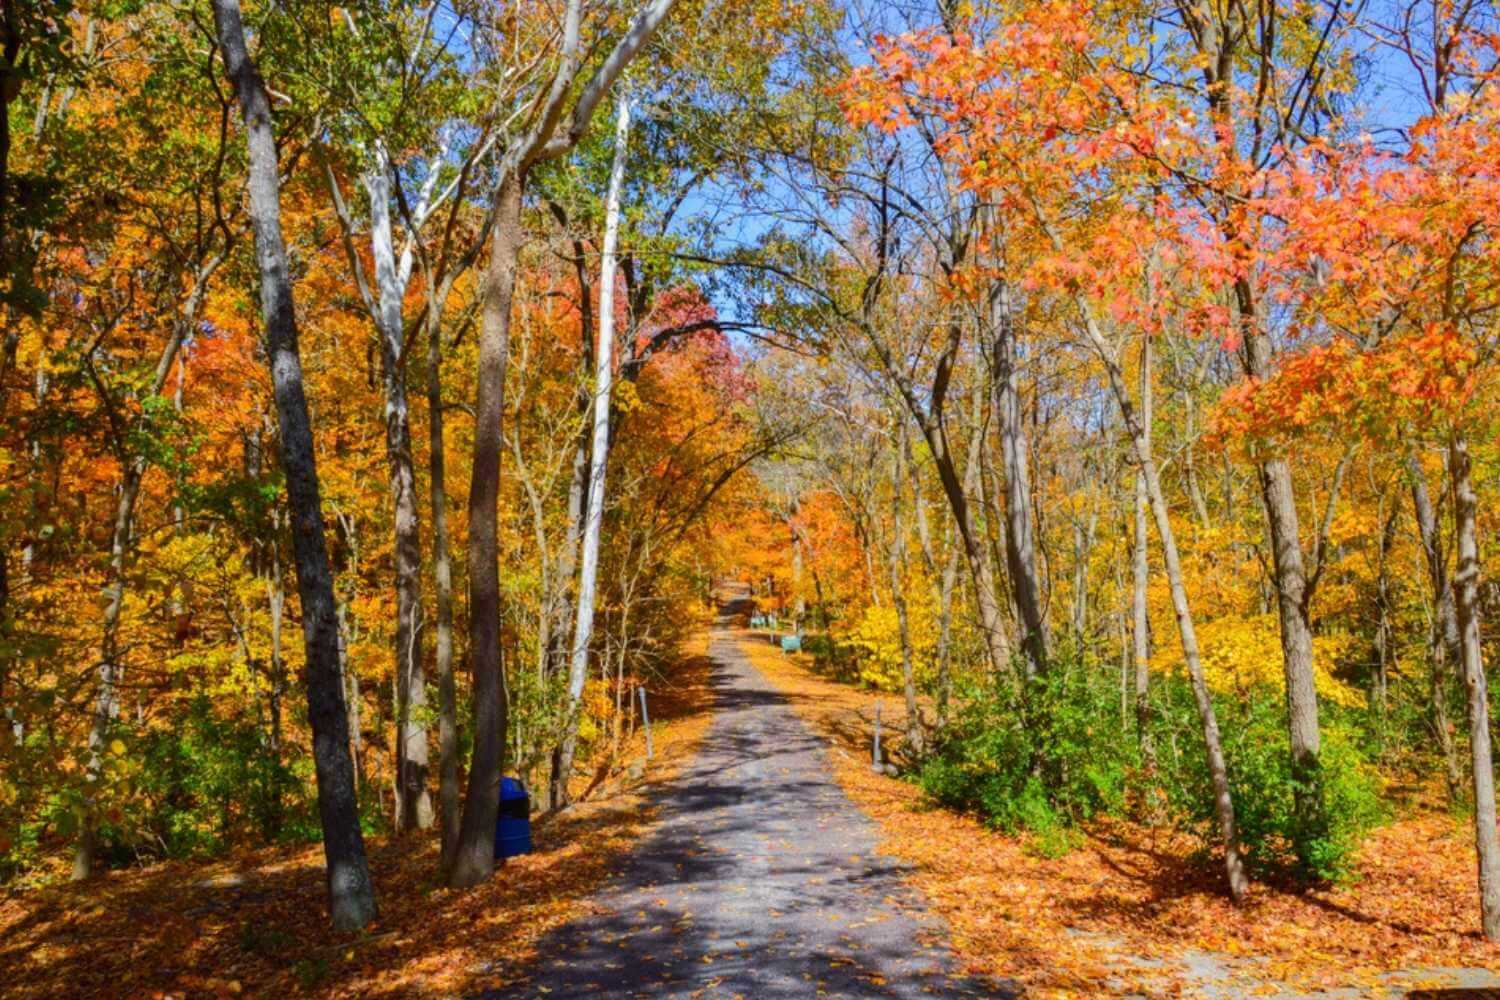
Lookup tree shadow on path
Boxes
[483,632,1015,999]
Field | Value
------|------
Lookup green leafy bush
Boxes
[917,659,1136,851]
[133,698,304,857]
[918,662,1383,883]
[1155,680,1385,883]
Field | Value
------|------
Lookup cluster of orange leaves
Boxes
[1211,328,1483,448]
[843,6,1500,452]
[741,634,1499,998]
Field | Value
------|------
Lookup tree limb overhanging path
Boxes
[488,607,1011,999]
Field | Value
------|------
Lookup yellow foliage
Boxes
[577,678,615,744]
[1154,613,1365,708]
[843,582,938,692]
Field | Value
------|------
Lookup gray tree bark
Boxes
[1132,334,1155,778]
[426,296,459,866]
[1408,453,1464,801]
[989,276,1047,677]
[362,158,433,833]
[213,0,376,929]
[1446,435,1500,940]
[449,172,521,889]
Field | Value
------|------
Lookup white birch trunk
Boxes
[556,96,631,805]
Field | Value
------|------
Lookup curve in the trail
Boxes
[486,629,1013,999]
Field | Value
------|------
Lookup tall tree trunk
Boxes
[265,536,287,836]
[1409,453,1464,801]
[1072,503,1097,646]
[72,469,137,881]
[213,0,376,929]
[990,277,1047,677]
[1238,291,1325,873]
[547,431,588,811]
[336,595,363,793]
[546,235,595,811]
[1069,293,1246,900]
[936,530,959,729]
[1373,505,1397,729]
[1132,332,1157,800]
[907,447,953,709]
[364,162,432,834]
[557,97,630,809]
[930,418,1012,678]
[448,171,522,889]
[1132,471,1154,758]
[1447,435,1500,941]
[890,421,923,757]
[1177,364,1211,530]
[426,303,459,868]
[791,511,805,634]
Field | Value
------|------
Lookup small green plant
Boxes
[294,957,331,989]
[238,923,293,956]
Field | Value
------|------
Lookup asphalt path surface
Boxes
[486,627,1009,998]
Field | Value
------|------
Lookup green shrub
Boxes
[917,662,1382,881]
[1155,680,1384,883]
[133,698,304,857]
[917,659,1136,851]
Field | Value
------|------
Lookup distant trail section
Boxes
[486,626,1010,998]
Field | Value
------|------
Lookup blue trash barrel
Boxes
[494,777,532,859]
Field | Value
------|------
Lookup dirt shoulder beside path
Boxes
[1,635,717,999]
[740,628,1500,999]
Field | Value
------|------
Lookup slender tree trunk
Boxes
[889,422,923,756]
[1132,470,1154,761]
[544,321,591,810]
[990,278,1047,676]
[1446,435,1500,941]
[449,171,522,890]
[265,539,287,836]
[364,163,432,833]
[1409,453,1464,801]
[1070,296,1246,900]
[1373,505,1397,728]
[72,470,137,881]
[791,514,805,634]
[936,530,959,729]
[213,0,376,929]
[336,596,363,793]
[1132,332,1157,800]
[556,97,630,809]
[1180,380,1211,529]
[1072,503,1098,648]
[1239,304,1325,871]
[426,301,459,868]
[931,424,1012,678]
[547,433,588,811]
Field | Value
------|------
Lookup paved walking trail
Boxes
[488,627,1007,998]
